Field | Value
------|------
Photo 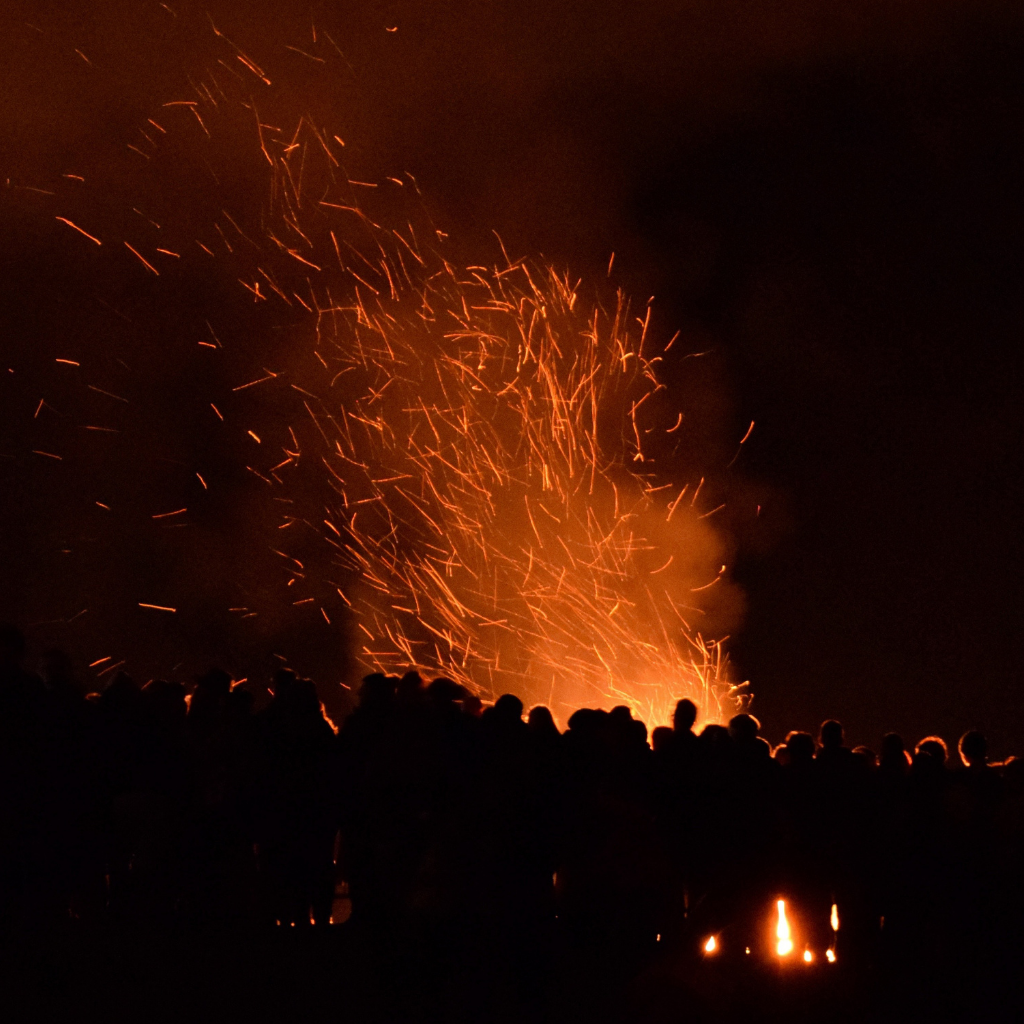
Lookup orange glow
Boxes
[776,899,793,956]
[704,935,717,954]
[38,23,756,728]
[830,903,840,932]
[826,948,836,963]
[803,949,813,963]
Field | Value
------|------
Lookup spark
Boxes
[87,385,128,403]
[55,216,101,245]
[286,45,325,63]
[124,242,160,275]
[33,37,748,731]
[233,374,277,391]
[138,603,176,612]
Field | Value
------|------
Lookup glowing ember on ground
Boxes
[775,899,793,956]
[704,935,717,953]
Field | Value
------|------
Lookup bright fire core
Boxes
[303,262,748,724]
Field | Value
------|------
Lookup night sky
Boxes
[3,0,1023,752]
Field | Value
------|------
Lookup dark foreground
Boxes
[2,624,1023,1021]
[2,915,1019,1023]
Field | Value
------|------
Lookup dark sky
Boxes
[3,0,1024,750]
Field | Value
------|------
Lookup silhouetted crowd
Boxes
[2,621,1022,994]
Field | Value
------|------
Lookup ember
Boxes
[775,899,793,957]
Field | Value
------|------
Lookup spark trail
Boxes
[11,13,749,724]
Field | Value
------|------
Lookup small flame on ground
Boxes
[802,948,813,963]
[776,899,793,956]
[826,948,836,963]
[704,935,717,954]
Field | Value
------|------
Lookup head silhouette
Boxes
[493,693,524,723]
[272,667,298,700]
[819,720,844,749]
[359,672,395,710]
[426,676,463,709]
[197,667,232,699]
[880,733,911,773]
[728,713,761,744]
[852,745,877,767]
[958,730,988,768]
[784,731,816,766]
[397,670,425,707]
[673,698,697,733]
[915,736,948,766]
[651,725,674,753]
[528,704,558,734]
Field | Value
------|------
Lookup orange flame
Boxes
[776,899,793,956]
[704,935,717,953]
